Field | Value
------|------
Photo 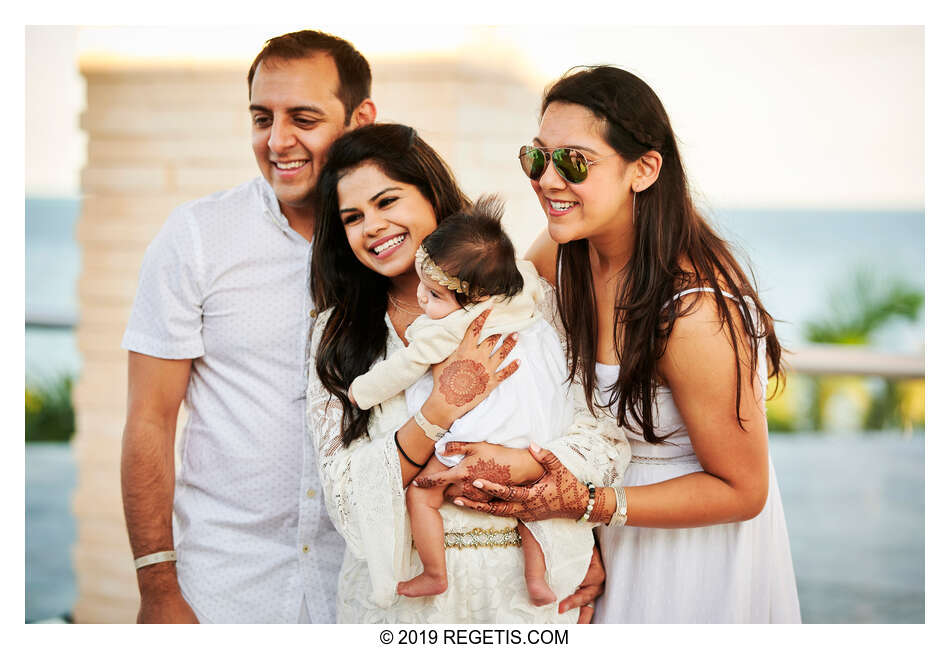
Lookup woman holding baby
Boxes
[306,123,622,623]
[307,66,800,623]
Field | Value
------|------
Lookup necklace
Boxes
[388,294,423,316]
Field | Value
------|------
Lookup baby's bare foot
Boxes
[397,572,448,598]
[526,577,556,606]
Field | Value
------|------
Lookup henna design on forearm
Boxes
[589,488,611,524]
[438,359,489,407]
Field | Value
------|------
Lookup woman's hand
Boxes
[559,546,605,623]
[421,309,519,428]
[451,444,590,522]
[413,441,545,502]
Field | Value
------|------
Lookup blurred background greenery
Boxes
[25,375,75,443]
[766,268,924,434]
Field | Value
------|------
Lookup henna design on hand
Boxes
[471,448,590,522]
[469,310,489,338]
[448,481,493,503]
[413,473,444,489]
[523,450,588,521]
[488,500,516,517]
[497,335,517,360]
[438,359,489,407]
[464,458,513,486]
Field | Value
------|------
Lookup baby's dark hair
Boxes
[421,194,524,308]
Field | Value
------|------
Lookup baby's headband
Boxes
[415,245,484,299]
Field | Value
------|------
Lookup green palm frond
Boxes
[803,268,923,345]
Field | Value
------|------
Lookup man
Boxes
[120,30,376,623]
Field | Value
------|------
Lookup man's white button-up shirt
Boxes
[122,176,344,623]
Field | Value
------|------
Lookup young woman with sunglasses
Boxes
[453,66,801,623]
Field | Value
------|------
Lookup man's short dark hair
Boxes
[247,30,372,123]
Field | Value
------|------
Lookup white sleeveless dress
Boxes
[592,288,801,623]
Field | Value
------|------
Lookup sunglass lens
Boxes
[552,148,588,183]
[519,146,546,180]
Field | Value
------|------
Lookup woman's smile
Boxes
[370,232,408,258]
[545,197,579,217]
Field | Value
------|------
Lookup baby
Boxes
[349,196,574,605]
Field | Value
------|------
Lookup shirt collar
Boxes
[254,176,299,238]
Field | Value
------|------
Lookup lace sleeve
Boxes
[536,278,631,487]
[306,310,413,608]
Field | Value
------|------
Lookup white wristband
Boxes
[413,410,448,441]
[133,550,177,570]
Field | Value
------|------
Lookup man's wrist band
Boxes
[609,486,628,527]
[414,410,448,441]
[133,550,177,570]
[578,482,596,522]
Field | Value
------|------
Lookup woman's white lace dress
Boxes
[306,282,630,623]
[592,289,801,623]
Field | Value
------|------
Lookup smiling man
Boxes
[119,30,376,623]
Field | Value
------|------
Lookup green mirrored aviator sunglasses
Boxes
[518,145,616,184]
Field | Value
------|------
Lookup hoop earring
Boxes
[631,190,638,223]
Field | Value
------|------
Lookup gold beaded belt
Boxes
[444,526,521,550]
[629,453,701,465]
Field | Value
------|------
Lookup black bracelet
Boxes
[394,430,425,469]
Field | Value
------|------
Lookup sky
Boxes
[25,24,923,211]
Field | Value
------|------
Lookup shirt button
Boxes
[306,489,316,498]
[309,309,317,318]
[302,545,310,553]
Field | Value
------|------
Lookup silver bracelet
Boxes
[609,486,628,527]
[413,410,448,441]
[133,550,177,570]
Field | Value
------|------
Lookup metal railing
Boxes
[785,344,924,379]
[25,312,75,330]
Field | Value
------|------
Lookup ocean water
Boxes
[25,197,81,382]
[24,197,925,379]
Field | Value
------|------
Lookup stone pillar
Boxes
[73,53,543,622]
[73,60,256,623]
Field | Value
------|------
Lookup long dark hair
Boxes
[544,66,784,443]
[311,123,470,447]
